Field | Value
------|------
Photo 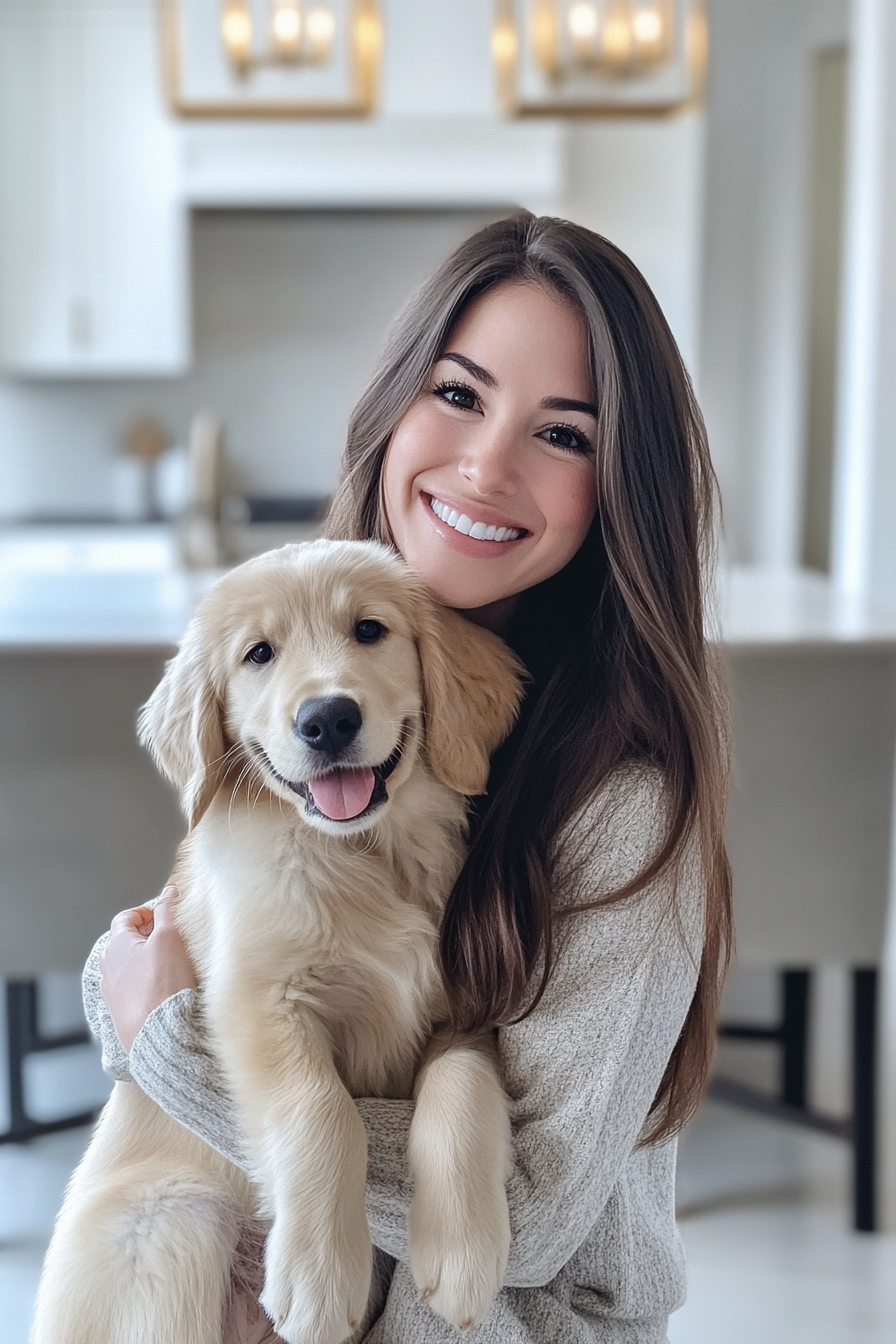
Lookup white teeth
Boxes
[428,496,523,542]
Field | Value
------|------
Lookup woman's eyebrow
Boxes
[540,395,599,417]
[440,352,497,388]
[438,354,597,417]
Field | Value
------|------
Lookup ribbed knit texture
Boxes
[82,765,703,1342]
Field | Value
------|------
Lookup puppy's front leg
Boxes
[407,1035,511,1332]
[220,1001,371,1344]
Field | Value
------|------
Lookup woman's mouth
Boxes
[428,495,526,542]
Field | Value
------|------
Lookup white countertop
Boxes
[2,532,896,653]
[0,526,215,652]
[0,569,221,651]
[720,566,896,649]
[0,522,311,652]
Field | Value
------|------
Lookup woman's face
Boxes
[382,281,599,619]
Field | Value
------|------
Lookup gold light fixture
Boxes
[495,0,704,115]
[548,0,672,72]
[159,0,381,117]
[221,0,338,76]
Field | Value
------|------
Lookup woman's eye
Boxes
[354,619,387,644]
[543,424,592,454]
[245,642,275,665]
[433,381,478,412]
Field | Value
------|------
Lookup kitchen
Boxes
[2,1,896,1341]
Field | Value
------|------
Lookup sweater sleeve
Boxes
[359,765,706,1283]
[82,929,133,1082]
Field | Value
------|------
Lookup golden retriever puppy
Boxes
[32,540,523,1344]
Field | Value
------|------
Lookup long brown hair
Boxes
[326,213,732,1143]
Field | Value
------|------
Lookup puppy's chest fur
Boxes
[175,769,469,1099]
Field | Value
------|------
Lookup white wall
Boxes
[564,114,706,374]
[832,0,896,611]
[699,0,850,565]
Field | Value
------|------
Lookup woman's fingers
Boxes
[106,884,178,939]
[100,883,196,1053]
[109,905,156,938]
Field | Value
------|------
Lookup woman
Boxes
[87,212,731,1343]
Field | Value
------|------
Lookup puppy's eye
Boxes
[245,642,275,665]
[354,619,386,644]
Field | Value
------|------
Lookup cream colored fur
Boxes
[31,540,523,1344]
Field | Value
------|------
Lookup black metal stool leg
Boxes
[1,978,97,1144]
[852,967,877,1232]
[781,969,811,1109]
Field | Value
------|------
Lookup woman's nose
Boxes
[457,424,519,496]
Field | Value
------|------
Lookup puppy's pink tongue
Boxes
[308,767,376,820]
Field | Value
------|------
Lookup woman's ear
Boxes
[138,620,225,829]
[417,603,526,796]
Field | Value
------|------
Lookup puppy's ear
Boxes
[138,620,225,829]
[417,603,526,796]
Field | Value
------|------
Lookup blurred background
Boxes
[2,0,896,1340]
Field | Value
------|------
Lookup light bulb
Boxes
[632,1,666,57]
[494,21,519,66]
[221,0,254,68]
[633,9,662,42]
[603,7,633,63]
[306,5,336,61]
[568,1,600,60]
[529,0,558,74]
[271,0,303,58]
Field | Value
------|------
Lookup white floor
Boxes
[2,1101,895,1342]
[672,1104,896,1343]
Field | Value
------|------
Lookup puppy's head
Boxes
[139,540,524,834]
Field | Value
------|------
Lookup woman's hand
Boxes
[100,886,198,1053]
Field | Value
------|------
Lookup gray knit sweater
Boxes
[83,765,704,1343]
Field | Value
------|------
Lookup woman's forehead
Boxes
[438,281,593,397]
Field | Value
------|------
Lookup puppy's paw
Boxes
[260,1216,371,1344]
[408,1183,510,1333]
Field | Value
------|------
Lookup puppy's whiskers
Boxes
[228,756,260,831]
[240,743,278,816]
[210,742,243,772]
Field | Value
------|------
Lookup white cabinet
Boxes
[0,0,188,376]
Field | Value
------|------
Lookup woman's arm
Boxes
[85,929,255,1170]
[83,890,251,1171]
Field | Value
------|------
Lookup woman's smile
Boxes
[382,281,599,619]
[425,492,529,546]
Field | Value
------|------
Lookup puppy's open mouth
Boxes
[257,733,405,824]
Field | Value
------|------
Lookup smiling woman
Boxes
[382,282,599,616]
[83,212,731,1344]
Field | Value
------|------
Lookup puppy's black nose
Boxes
[294,696,362,755]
